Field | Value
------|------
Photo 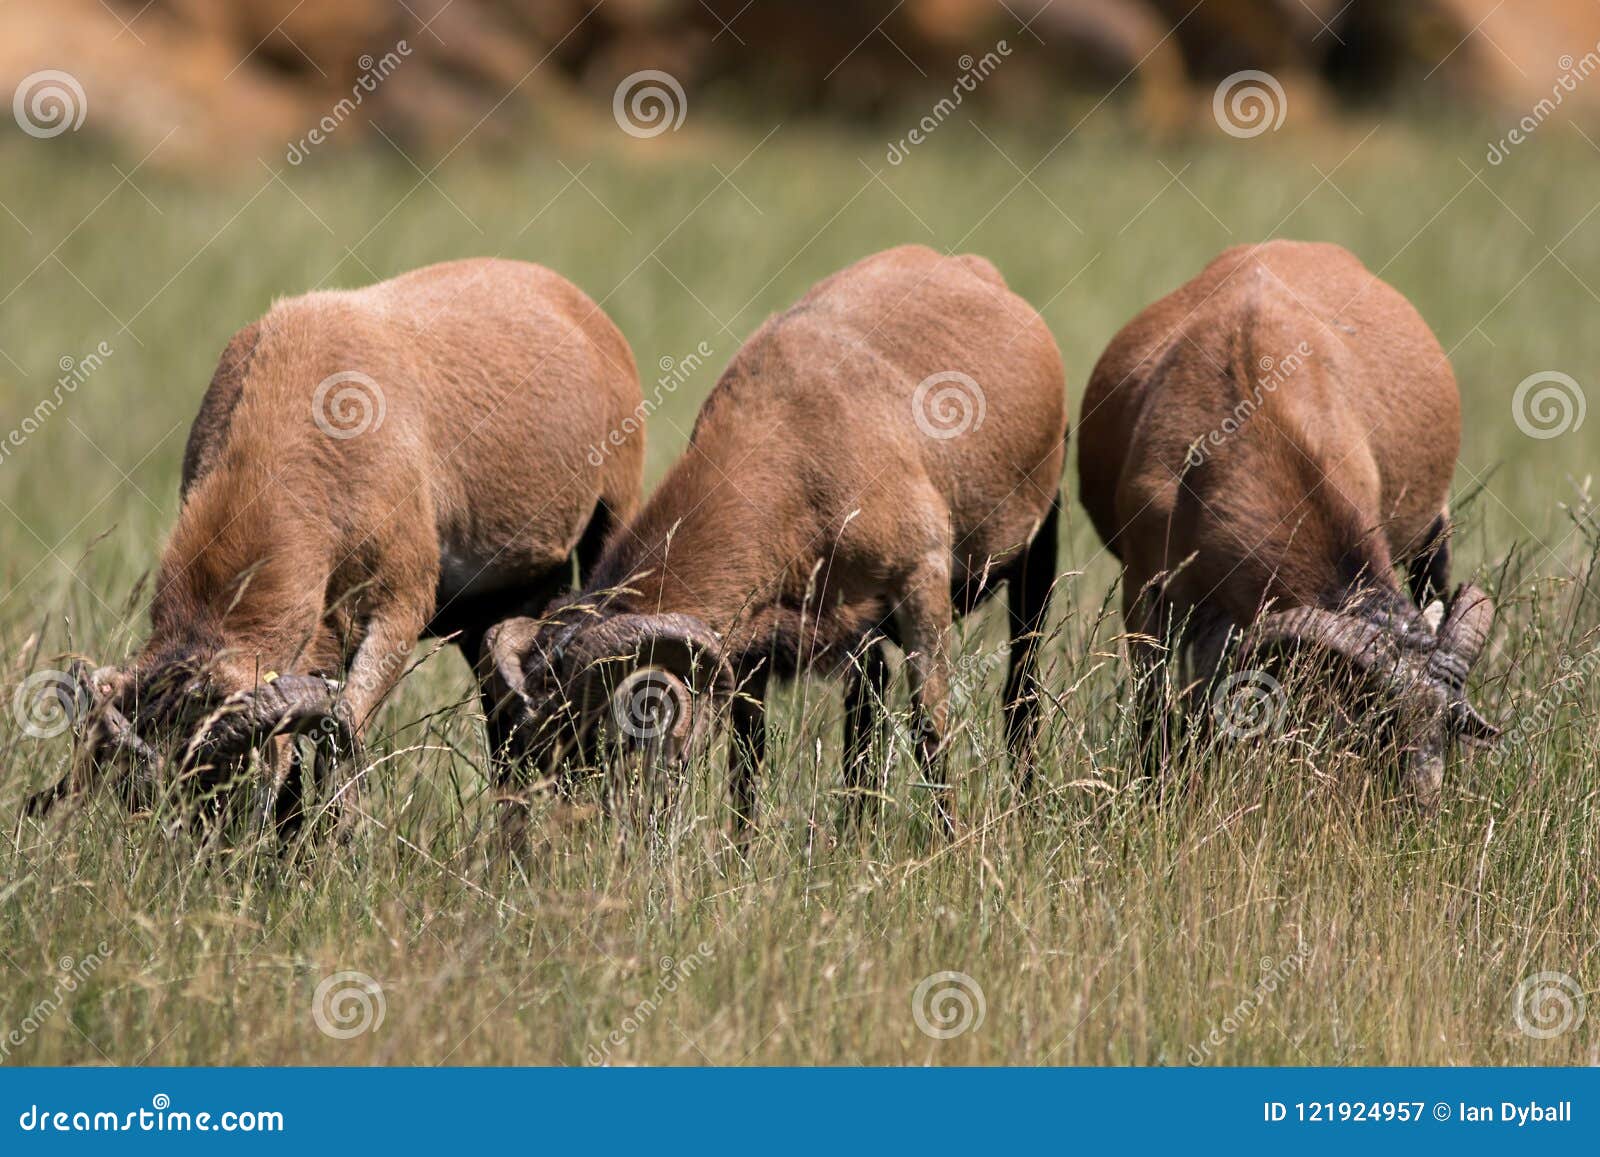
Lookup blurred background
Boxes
[4,1,1600,165]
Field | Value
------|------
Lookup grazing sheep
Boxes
[1078,240,1498,804]
[32,258,643,828]
[484,245,1067,839]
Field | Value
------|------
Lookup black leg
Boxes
[728,682,766,846]
[1407,512,1452,607]
[1125,584,1177,787]
[843,641,891,827]
[459,626,525,774]
[1003,492,1060,794]
[574,499,616,587]
[273,744,308,838]
[25,772,71,817]
[1135,655,1170,784]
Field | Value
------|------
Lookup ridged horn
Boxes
[188,675,352,763]
[560,613,732,744]
[1436,584,1494,673]
[1435,584,1500,743]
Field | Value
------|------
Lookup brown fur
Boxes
[1078,240,1466,768]
[78,258,643,806]
[494,245,1067,836]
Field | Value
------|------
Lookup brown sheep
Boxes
[32,258,643,827]
[1078,240,1498,804]
[483,245,1068,839]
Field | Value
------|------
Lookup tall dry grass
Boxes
[1,118,1596,1064]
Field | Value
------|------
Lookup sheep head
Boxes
[484,607,733,778]
[1240,583,1499,807]
[34,657,354,815]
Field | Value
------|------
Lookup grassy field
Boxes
[1,113,1597,1065]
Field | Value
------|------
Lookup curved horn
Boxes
[479,616,563,757]
[190,675,352,762]
[1449,698,1502,745]
[564,613,729,688]
[482,602,616,709]
[1250,598,1500,748]
[1437,584,1494,670]
[1248,606,1412,680]
[1244,604,1446,716]
[1434,584,1499,744]
[66,659,164,766]
[560,613,732,741]
[98,701,164,765]
[482,616,542,712]
[28,661,162,817]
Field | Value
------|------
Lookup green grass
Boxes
[1,114,1597,1065]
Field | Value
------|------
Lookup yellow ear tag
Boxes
[263,671,279,683]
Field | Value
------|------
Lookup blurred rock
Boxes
[2,0,1593,172]
[1435,0,1600,109]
